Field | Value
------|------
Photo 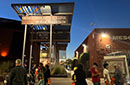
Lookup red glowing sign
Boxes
[1,51,8,57]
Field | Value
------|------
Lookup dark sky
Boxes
[1,0,130,58]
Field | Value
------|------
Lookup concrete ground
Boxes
[50,77,105,85]
[0,77,105,85]
[87,78,105,85]
[0,82,3,85]
[50,78,71,85]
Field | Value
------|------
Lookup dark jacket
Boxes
[74,69,87,85]
[114,69,124,85]
[8,66,27,85]
[72,64,87,85]
[44,66,50,85]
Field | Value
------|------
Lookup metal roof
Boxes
[11,3,74,43]
[11,3,74,31]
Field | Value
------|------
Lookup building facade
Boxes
[0,18,41,64]
[75,28,130,72]
[0,18,30,60]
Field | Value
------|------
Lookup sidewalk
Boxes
[65,69,105,85]
[0,82,3,85]
[50,77,104,85]
[50,77,71,85]
[86,78,105,85]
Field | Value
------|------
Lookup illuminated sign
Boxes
[22,16,68,25]
[1,51,8,57]
[112,36,130,40]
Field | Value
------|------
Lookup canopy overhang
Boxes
[11,3,74,50]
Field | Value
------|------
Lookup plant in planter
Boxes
[51,65,67,77]
[0,61,13,75]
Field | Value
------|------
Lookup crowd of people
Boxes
[30,62,51,85]
[7,59,50,85]
[5,59,125,85]
[90,62,125,85]
[72,62,125,85]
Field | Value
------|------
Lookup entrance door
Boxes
[104,55,129,79]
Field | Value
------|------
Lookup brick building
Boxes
[0,18,29,60]
[0,18,45,64]
[75,28,130,72]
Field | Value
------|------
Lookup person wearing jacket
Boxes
[91,62,100,85]
[44,64,50,85]
[114,65,124,85]
[72,64,87,85]
[8,59,27,85]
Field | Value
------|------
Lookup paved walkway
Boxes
[50,77,104,85]
[0,77,104,85]
[51,78,71,85]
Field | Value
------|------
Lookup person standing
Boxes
[8,59,27,85]
[38,63,46,81]
[44,64,50,85]
[114,65,124,85]
[103,63,111,85]
[91,62,100,85]
[38,69,45,85]
[72,64,87,85]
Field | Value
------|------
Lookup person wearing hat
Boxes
[8,59,27,85]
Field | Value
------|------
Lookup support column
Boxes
[33,42,40,64]
[22,25,27,67]
[50,24,52,60]
[55,44,59,65]
[29,28,33,74]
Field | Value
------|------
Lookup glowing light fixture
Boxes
[101,33,108,38]
[82,44,88,53]
[76,51,78,58]
[43,27,46,30]
[82,44,87,47]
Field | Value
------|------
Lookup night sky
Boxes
[1,0,130,58]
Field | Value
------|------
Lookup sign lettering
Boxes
[112,36,130,40]
[22,16,68,25]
